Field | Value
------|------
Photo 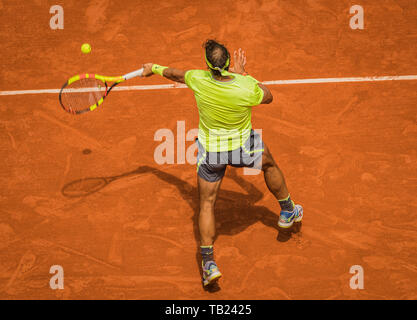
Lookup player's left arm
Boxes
[141,63,186,83]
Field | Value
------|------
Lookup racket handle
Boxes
[123,68,144,80]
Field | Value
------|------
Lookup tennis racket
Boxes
[59,68,143,115]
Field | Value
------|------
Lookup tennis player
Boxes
[141,40,303,287]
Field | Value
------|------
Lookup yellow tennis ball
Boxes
[81,43,91,54]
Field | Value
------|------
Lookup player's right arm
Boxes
[162,68,186,83]
[141,63,186,83]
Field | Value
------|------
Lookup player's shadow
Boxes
[61,165,300,293]
[147,165,300,293]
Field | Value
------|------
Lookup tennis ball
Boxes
[81,43,91,54]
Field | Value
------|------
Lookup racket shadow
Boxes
[61,166,156,198]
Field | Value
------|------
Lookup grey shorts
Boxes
[196,130,264,182]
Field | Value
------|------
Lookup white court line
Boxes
[0,75,416,96]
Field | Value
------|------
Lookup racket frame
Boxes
[59,68,143,115]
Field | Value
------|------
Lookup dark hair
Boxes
[203,39,230,77]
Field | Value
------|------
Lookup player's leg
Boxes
[198,175,222,247]
[198,175,223,286]
[261,145,303,228]
[239,130,303,229]
[196,139,225,286]
[261,145,290,200]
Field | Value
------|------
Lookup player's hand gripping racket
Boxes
[59,68,143,114]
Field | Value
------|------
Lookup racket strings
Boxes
[60,78,106,112]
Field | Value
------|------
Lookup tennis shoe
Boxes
[202,260,222,286]
[278,204,303,228]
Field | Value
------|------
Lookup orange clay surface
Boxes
[0,0,417,299]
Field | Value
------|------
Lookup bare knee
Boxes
[198,177,222,209]
[200,195,216,208]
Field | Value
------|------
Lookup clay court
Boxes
[0,0,416,299]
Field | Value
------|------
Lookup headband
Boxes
[205,51,230,74]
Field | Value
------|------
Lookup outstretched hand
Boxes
[141,63,154,77]
[230,48,247,75]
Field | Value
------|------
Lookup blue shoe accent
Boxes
[278,204,303,228]
[202,260,222,286]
